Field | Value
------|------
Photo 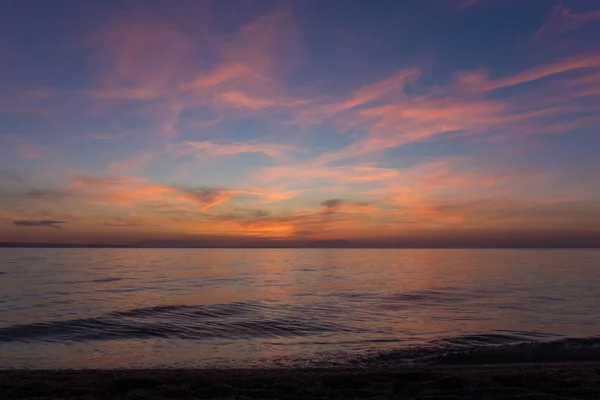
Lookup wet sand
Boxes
[1,363,599,399]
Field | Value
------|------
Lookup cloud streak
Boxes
[12,220,67,228]
[179,140,300,160]
[533,5,600,40]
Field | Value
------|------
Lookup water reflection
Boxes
[1,249,599,368]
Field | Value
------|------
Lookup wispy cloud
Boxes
[104,218,159,227]
[533,5,600,40]
[69,175,234,212]
[475,53,600,92]
[182,63,252,91]
[179,140,301,161]
[107,151,156,174]
[84,10,195,100]
[12,220,67,228]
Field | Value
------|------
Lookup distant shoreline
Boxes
[2,364,600,399]
[1,242,599,249]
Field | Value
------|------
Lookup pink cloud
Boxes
[69,174,236,212]
[182,63,252,91]
[293,53,600,164]
[107,151,156,174]
[260,162,401,186]
[533,5,600,40]
[292,68,420,127]
[458,53,600,94]
[85,15,194,98]
[219,91,282,110]
[179,11,299,108]
[328,69,421,113]
[179,140,300,161]
[219,11,299,82]
[80,8,302,141]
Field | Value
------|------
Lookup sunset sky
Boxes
[1,0,599,246]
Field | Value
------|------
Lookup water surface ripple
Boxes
[1,249,599,368]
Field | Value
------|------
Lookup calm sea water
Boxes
[1,249,599,369]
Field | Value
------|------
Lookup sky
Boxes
[0,0,599,247]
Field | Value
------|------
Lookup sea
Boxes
[1,248,599,369]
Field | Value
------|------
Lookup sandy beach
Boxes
[2,363,599,399]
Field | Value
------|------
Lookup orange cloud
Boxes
[206,211,307,237]
[239,187,298,205]
[260,162,400,185]
[68,175,239,212]
[65,175,300,221]
[201,197,381,239]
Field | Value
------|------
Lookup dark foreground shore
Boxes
[2,364,600,399]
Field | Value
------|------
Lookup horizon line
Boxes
[0,242,598,250]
